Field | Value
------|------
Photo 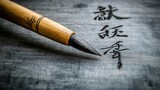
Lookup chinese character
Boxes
[98,25,128,39]
[94,5,130,21]
[101,41,129,69]
[26,16,36,29]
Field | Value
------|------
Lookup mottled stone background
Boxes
[0,0,160,90]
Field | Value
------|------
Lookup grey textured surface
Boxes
[0,0,160,90]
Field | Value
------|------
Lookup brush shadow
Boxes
[0,24,100,60]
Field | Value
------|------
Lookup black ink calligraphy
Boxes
[94,5,130,69]
[26,16,36,29]
[101,41,129,69]
[94,5,130,21]
[98,25,128,39]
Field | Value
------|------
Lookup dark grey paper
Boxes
[0,0,160,90]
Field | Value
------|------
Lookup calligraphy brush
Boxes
[0,0,101,56]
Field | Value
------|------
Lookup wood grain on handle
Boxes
[0,0,74,45]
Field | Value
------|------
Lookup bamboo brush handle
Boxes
[0,0,74,45]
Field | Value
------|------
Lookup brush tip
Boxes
[69,34,101,56]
